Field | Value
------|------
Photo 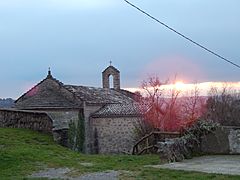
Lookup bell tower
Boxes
[102,62,120,90]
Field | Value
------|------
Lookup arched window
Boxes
[109,75,114,89]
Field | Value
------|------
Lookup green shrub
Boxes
[68,113,85,152]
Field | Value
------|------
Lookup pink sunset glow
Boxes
[26,86,39,97]
[139,55,205,84]
[125,81,240,97]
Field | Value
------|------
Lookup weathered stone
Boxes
[102,65,120,90]
[229,129,240,154]
[0,109,52,133]
[15,77,80,109]
[53,129,68,147]
[201,127,230,154]
[157,138,193,163]
[91,117,140,154]
[83,104,102,154]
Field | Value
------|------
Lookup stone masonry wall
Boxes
[47,110,79,130]
[201,126,240,154]
[47,110,80,147]
[0,109,53,133]
[83,104,102,153]
[102,66,120,90]
[91,117,140,154]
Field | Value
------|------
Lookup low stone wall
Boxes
[0,108,53,133]
[47,110,79,130]
[47,110,80,147]
[201,126,240,154]
[91,117,140,154]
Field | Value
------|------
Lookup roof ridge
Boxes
[64,84,102,89]
[102,65,120,73]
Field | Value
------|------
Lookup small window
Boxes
[109,75,114,89]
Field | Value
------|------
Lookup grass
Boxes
[1,128,240,180]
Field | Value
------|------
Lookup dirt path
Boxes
[30,155,240,179]
[149,155,240,175]
[30,168,119,180]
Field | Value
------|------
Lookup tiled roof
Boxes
[15,76,63,104]
[15,76,81,109]
[91,103,141,117]
[64,85,134,105]
[15,73,137,109]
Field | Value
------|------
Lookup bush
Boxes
[68,113,85,152]
[206,86,240,126]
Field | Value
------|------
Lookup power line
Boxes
[123,0,240,70]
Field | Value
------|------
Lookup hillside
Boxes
[0,128,159,179]
[0,128,239,180]
[0,98,14,108]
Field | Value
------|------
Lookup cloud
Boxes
[125,82,240,97]
[141,55,205,83]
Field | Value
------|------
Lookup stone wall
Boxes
[102,66,120,90]
[47,110,79,130]
[201,126,240,154]
[0,109,53,133]
[91,116,140,154]
[47,110,80,147]
[53,128,69,147]
[83,104,102,153]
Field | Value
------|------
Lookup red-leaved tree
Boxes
[136,76,206,134]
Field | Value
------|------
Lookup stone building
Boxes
[14,65,141,154]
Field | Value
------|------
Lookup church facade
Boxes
[14,65,141,154]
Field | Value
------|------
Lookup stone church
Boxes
[14,65,141,154]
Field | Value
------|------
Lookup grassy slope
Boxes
[0,128,240,180]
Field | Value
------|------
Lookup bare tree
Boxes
[179,84,206,128]
[136,76,167,135]
[136,76,206,135]
[206,84,240,126]
[137,76,181,132]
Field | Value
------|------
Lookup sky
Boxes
[0,0,240,98]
